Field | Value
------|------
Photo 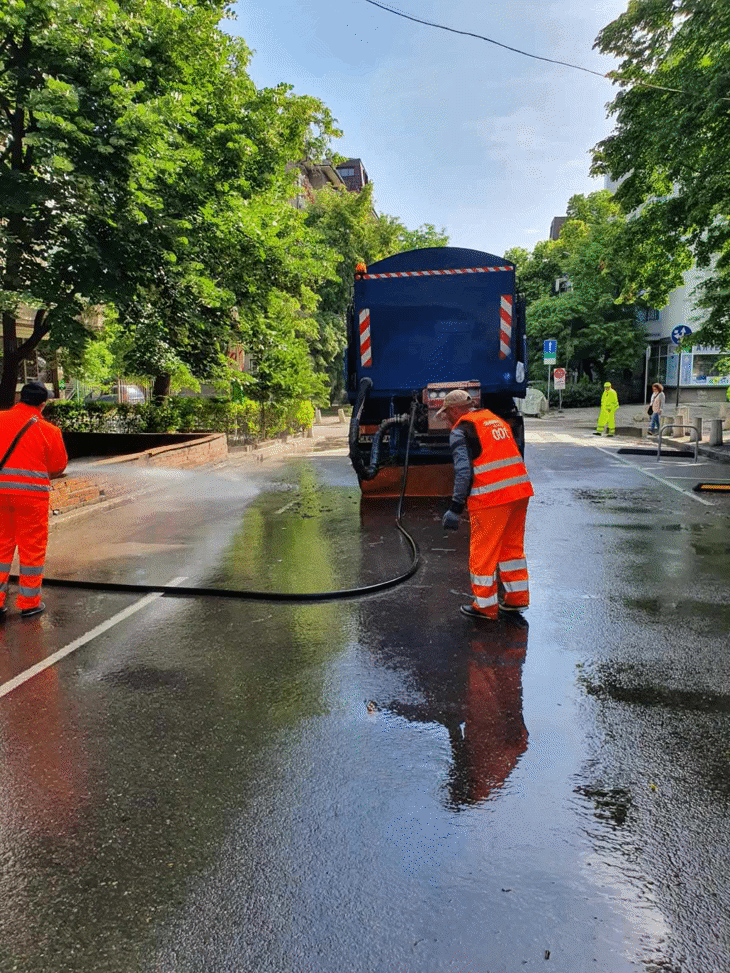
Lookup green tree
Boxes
[505,240,564,304]
[512,191,688,382]
[117,48,340,399]
[591,0,724,343]
[0,0,341,407]
[0,0,216,406]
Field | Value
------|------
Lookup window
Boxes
[338,167,355,177]
[691,353,730,383]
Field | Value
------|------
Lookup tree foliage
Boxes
[591,0,730,346]
[0,0,337,407]
[507,191,689,382]
[0,0,446,410]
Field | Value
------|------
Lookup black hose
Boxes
[348,376,373,480]
[28,398,422,604]
[362,413,409,480]
[348,376,409,481]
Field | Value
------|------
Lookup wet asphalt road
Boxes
[1,429,730,973]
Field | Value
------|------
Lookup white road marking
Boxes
[0,576,188,700]
[274,498,298,515]
[592,446,714,506]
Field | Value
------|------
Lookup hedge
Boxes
[44,397,315,441]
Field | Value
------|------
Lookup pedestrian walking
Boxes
[593,381,619,436]
[439,389,533,621]
[0,382,68,618]
[648,383,665,435]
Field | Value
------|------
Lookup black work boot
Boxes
[21,602,45,619]
[460,605,496,621]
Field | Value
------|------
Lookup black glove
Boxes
[442,510,460,531]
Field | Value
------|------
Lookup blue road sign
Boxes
[543,339,557,364]
[671,325,692,345]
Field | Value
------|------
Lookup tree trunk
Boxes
[153,373,171,403]
[0,355,20,410]
[0,312,20,410]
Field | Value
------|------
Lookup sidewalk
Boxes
[535,404,730,464]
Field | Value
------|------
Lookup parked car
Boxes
[85,384,146,405]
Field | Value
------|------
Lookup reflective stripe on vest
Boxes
[0,480,51,494]
[1,467,50,481]
[472,456,523,477]
[471,474,531,497]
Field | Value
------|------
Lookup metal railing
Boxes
[657,423,699,463]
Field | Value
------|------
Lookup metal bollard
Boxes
[694,416,703,441]
[709,418,724,446]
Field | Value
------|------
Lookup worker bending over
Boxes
[0,382,68,618]
[594,382,619,437]
[439,389,533,621]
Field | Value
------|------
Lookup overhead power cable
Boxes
[364,0,730,101]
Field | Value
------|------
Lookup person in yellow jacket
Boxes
[594,382,619,436]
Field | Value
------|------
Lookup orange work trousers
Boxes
[0,501,49,610]
[468,498,530,619]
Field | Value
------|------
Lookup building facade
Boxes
[604,177,730,402]
[334,158,369,193]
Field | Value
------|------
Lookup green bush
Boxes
[45,397,314,440]
[529,380,604,408]
[45,400,117,432]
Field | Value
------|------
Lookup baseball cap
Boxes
[604,382,611,388]
[435,389,473,418]
[20,382,49,406]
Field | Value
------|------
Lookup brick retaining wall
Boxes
[51,433,227,515]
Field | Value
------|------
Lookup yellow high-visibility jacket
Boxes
[601,388,619,412]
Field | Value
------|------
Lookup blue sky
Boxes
[230,0,628,257]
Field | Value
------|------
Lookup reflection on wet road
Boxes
[0,445,729,972]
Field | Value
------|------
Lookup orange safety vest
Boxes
[0,403,68,504]
[455,409,533,511]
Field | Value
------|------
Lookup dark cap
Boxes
[20,382,49,406]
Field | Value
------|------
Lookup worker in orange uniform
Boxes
[0,382,67,619]
[439,389,533,621]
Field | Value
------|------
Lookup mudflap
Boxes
[359,463,455,498]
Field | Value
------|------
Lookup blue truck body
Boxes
[346,247,527,495]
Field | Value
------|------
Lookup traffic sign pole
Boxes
[553,367,566,412]
[543,340,558,413]
[547,366,551,413]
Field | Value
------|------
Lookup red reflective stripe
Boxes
[360,308,372,367]
[499,295,513,360]
[363,266,512,279]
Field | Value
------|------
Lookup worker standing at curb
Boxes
[439,389,533,621]
[0,383,68,619]
[594,382,619,437]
